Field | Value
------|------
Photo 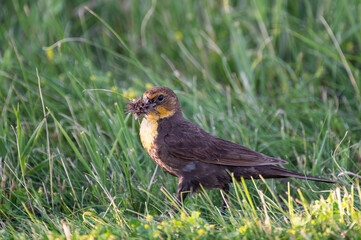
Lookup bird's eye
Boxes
[157,95,164,102]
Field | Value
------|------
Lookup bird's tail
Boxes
[257,166,336,183]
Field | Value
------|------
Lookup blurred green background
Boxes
[1,0,361,239]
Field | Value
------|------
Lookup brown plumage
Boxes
[126,86,335,208]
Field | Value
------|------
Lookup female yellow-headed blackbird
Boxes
[126,86,335,208]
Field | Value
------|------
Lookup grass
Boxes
[1,0,361,239]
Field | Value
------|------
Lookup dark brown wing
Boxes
[164,119,287,166]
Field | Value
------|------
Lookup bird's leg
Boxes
[172,177,190,212]
[221,184,230,210]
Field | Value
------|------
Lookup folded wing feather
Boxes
[164,120,287,166]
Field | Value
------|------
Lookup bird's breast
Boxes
[139,115,179,176]
[139,116,158,152]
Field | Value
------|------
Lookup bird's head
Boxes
[126,86,181,120]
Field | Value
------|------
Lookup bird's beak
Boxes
[142,97,156,111]
[143,97,151,107]
[125,96,157,120]
[132,97,154,120]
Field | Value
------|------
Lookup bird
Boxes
[126,86,335,209]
